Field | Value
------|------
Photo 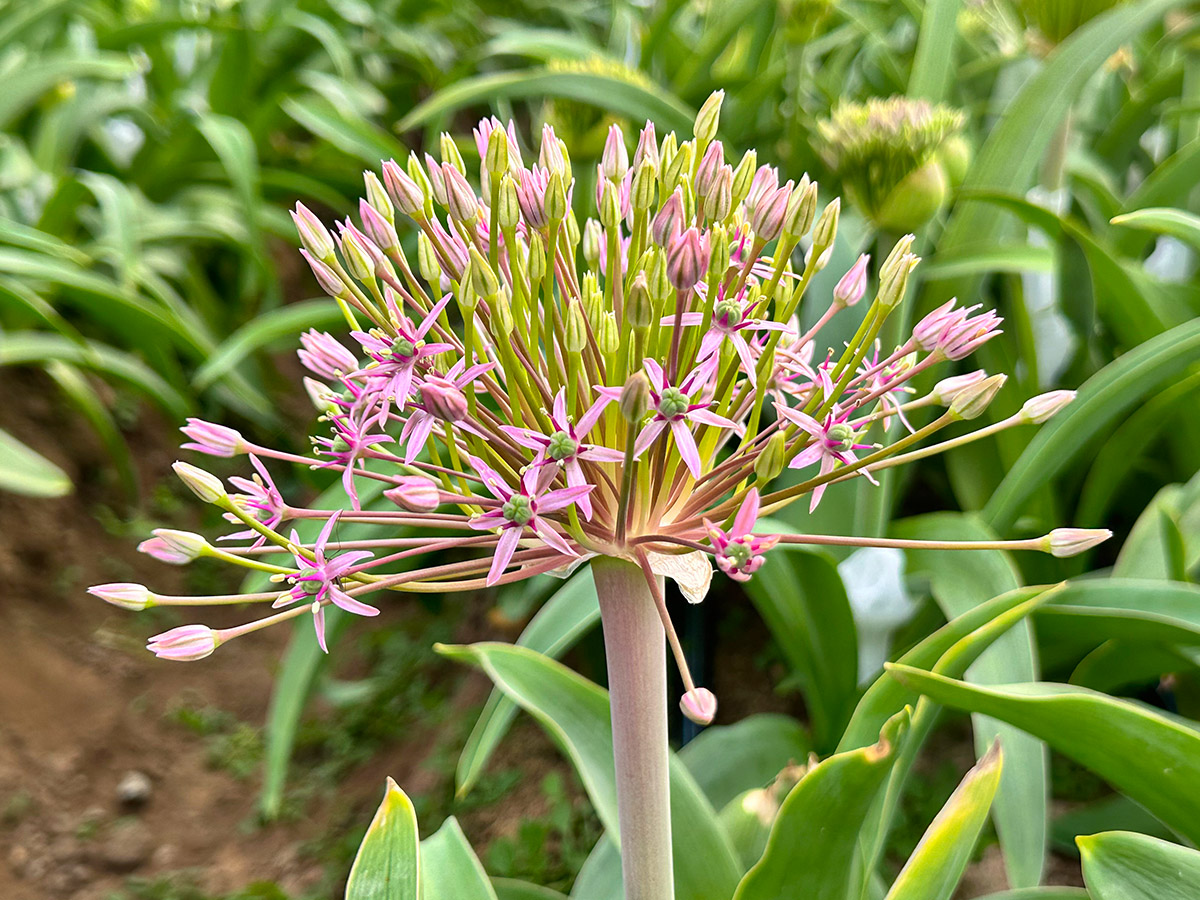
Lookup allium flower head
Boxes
[93,89,1103,719]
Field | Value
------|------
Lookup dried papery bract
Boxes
[92,89,1105,900]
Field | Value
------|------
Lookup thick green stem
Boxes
[592,556,674,900]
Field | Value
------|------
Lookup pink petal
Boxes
[670,419,703,478]
[329,587,380,617]
[487,527,523,586]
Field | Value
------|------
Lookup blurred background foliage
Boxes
[4,0,1200,893]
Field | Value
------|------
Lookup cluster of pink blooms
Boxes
[90,91,1107,724]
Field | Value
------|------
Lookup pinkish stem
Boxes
[592,556,674,900]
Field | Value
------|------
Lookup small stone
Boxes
[8,843,30,877]
[115,771,152,808]
[99,820,152,872]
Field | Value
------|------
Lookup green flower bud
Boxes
[704,166,733,223]
[810,198,840,256]
[491,290,514,336]
[628,272,653,330]
[663,141,694,196]
[708,224,730,276]
[565,299,589,353]
[731,149,758,210]
[498,174,520,230]
[486,125,509,176]
[440,131,465,173]
[632,159,658,212]
[878,252,919,310]
[694,89,725,144]
[596,312,619,354]
[619,371,652,422]
[545,170,568,223]
[937,134,972,189]
[783,178,819,239]
[583,218,602,270]
[417,232,441,284]
[407,153,435,218]
[364,171,394,225]
[755,432,788,483]
[468,246,500,298]
[565,210,581,250]
[880,234,917,283]
[875,158,947,232]
[949,373,1006,420]
[528,233,547,283]
[600,179,621,230]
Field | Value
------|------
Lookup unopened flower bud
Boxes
[498,173,521,229]
[291,203,335,261]
[878,252,919,309]
[181,418,246,457]
[731,150,757,209]
[680,687,718,726]
[750,183,791,242]
[695,140,725,198]
[809,197,839,252]
[148,624,218,662]
[628,272,653,330]
[632,159,657,212]
[439,131,465,173]
[651,189,685,247]
[528,233,547,283]
[443,164,479,223]
[880,234,917,282]
[597,312,619,354]
[1044,527,1112,558]
[417,232,442,285]
[1019,390,1075,424]
[363,171,394,224]
[385,476,441,513]
[141,529,209,564]
[600,179,621,230]
[491,290,514,336]
[565,300,588,353]
[601,124,629,181]
[173,461,227,504]
[582,219,602,269]
[420,378,469,422]
[634,120,659,170]
[834,253,870,308]
[619,372,652,422]
[424,152,448,205]
[339,225,377,281]
[931,370,986,405]
[703,165,733,222]
[662,141,693,195]
[300,250,350,299]
[746,164,778,215]
[359,199,398,254]
[485,125,509,176]
[543,170,567,223]
[468,246,500,298]
[88,582,154,611]
[783,179,819,239]
[303,376,341,415]
[755,432,787,483]
[948,373,1006,420]
[667,227,706,291]
[694,90,725,144]
[382,159,425,216]
[707,225,729,276]
[565,210,581,249]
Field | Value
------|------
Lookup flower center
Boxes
[389,337,417,360]
[826,422,857,453]
[296,567,324,594]
[501,494,534,526]
[547,430,578,461]
[331,435,351,454]
[659,387,690,419]
[724,540,753,568]
[714,298,742,328]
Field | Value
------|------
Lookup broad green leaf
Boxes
[397,70,694,136]
[679,714,812,812]
[479,29,604,63]
[439,642,741,900]
[972,890,1089,900]
[420,817,497,900]
[733,711,909,900]
[345,777,419,900]
[921,244,1054,279]
[282,95,407,164]
[1113,483,1197,582]
[893,514,1045,889]
[193,299,346,389]
[907,0,962,102]
[492,878,569,900]
[1053,795,1175,853]
[45,361,136,499]
[1079,831,1200,900]
[932,0,1191,303]
[884,742,1003,900]
[1111,208,1200,252]
[887,667,1200,845]
[571,838,621,900]
[1038,579,1200,648]
[0,427,71,497]
[456,569,600,797]
[0,54,136,129]
[984,318,1200,533]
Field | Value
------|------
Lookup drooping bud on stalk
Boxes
[384,476,442,512]
[619,371,652,422]
[948,373,1006,420]
[930,370,987,405]
[291,203,335,262]
[680,687,718,726]
[360,200,399,254]
[140,529,209,564]
[694,89,725,144]
[88,582,154,611]
[181,418,246,457]
[148,625,218,662]
[173,461,227,504]
[833,253,870,308]
[1044,528,1112,558]
[1018,390,1076,424]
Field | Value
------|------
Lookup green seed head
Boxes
[714,298,742,327]
[502,494,534,526]
[296,568,324,595]
[547,430,578,461]
[827,423,856,452]
[390,337,417,360]
[659,387,690,419]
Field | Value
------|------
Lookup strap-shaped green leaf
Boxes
[346,777,419,900]
[420,817,497,900]
[1079,831,1200,900]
